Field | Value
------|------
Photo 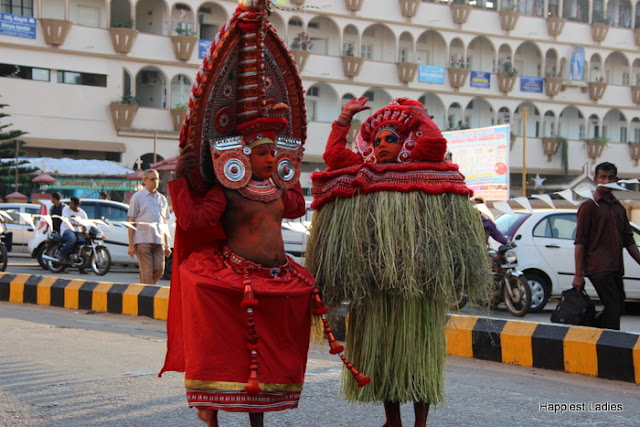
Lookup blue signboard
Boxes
[418,65,445,84]
[470,71,490,89]
[0,13,36,39]
[198,39,212,59]
[520,76,544,93]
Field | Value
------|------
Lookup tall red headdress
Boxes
[179,0,306,192]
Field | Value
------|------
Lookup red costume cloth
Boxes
[160,178,314,413]
[311,122,473,210]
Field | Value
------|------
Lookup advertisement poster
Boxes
[520,76,544,93]
[443,124,510,201]
[470,71,491,89]
[0,13,36,39]
[418,65,445,84]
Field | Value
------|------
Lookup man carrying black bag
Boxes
[573,162,640,330]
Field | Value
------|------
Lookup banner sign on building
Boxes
[0,13,36,39]
[418,65,445,84]
[520,76,544,93]
[443,124,510,201]
[470,71,490,89]
[199,39,212,59]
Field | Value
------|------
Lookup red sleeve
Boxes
[282,181,306,219]
[168,177,227,231]
[323,121,363,170]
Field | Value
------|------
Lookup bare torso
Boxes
[222,189,286,267]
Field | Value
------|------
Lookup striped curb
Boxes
[3,273,639,384]
[0,272,168,320]
[445,314,640,384]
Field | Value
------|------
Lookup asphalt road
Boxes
[2,303,640,427]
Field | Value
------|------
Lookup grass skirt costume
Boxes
[306,100,493,405]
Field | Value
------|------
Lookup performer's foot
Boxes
[249,412,264,427]
[197,409,219,427]
[413,401,430,427]
[383,401,402,427]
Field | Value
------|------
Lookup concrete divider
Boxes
[2,272,639,384]
[0,272,169,320]
[445,314,640,384]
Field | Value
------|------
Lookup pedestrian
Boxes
[306,97,492,427]
[127,169,171,285]
[573,161,640,330]
[50,191,65,233]
[99,191,108,200]
[57,197,88,264]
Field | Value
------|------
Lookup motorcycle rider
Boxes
[57,197,88,268]
[474,198,515,247]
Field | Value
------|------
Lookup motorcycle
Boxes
[42,226,111,276]
[0,223,9,272]
[488,243,531,317]
[452,243,532,317]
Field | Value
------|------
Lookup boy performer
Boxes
[306,96,493,426]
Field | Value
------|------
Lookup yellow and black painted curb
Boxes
[0,272,169,320]
[445,314,640,384]
[3,273,639,384]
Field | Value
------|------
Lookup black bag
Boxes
[550,288,596,326]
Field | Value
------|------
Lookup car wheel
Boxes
[525,272,550,312]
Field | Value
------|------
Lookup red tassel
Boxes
[341,355,371,387]
[241,299,259,308]
[313,306,328,316]
[312,287,370,387]
[245,368,261,394]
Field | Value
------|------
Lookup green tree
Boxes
[0,102,39,197]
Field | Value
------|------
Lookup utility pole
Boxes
[14,138,19,191]
[522,107,528,197]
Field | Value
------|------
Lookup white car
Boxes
[495,209,640,312]
[0,203,41,253]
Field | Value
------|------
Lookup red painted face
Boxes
[373,129,402,163]
[249,143,276,180]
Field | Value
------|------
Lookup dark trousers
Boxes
[587,271,625,330]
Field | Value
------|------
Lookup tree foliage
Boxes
[0,102,39,197]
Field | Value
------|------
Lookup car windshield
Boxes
[495,213,529,238]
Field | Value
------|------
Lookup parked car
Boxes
[28,199,175,269]
[494,209,640,312]
[0,203,41,253]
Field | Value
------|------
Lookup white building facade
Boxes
[1,0,639,196]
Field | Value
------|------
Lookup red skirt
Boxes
[178,249,315,413]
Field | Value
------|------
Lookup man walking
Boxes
[573,161,640,330]
[128,169,171,284]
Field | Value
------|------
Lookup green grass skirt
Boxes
[306,191,493,403]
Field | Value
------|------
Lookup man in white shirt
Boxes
[128,169,172,284]
[58,197,88,263]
